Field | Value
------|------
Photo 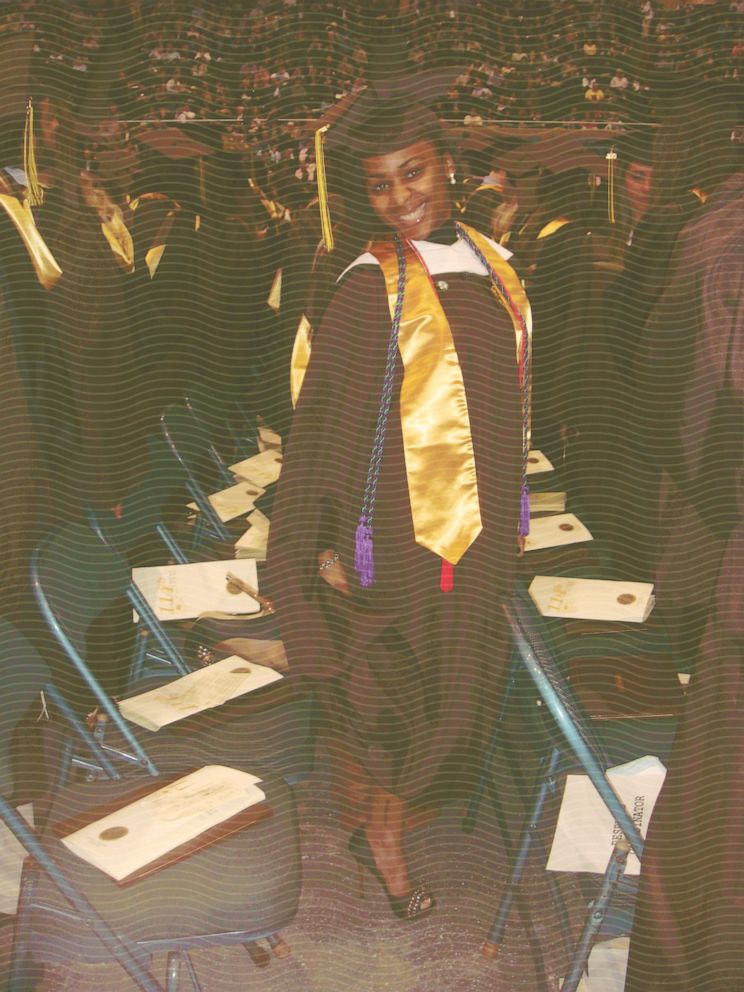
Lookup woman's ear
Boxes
[444,154,457,184]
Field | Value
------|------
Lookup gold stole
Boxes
[289,228,531,562]
[0,176,62,290]
[100,206,135,273]
[369,239,482,565]
[81,178,135,273]
[290,314,313,408]
[537,217,571,240]
[145,208,180,279]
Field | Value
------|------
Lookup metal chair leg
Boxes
[182,953,204,992]
[165,951,180,992]
[560,841,630,992]
[483,746,562,958]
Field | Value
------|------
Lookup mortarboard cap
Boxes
[94,148,140,195]
[136,128,215,161]
[0,28,45,204]
[0,29,35,126]
[617,129,654,168]
[134,127,217,210]
[319,67,463,157]
[314,67,464,249]
[499,132,610,178]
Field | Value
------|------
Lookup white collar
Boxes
[338,231,512,283]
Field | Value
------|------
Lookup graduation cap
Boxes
[615,128,654,169]
[95,148,140,196]
[136,128,215,161]
[314,66,465,249]
[498,132,610,179]
[0,29,44,205]
[135,127,216,209]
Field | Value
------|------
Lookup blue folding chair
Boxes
[0,618,302,992]
[31,523,315,783]
[481,592,681,991]
[160,404,243,547]
[183,384,260,465]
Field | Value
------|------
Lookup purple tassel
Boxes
[355,516,375,587]
[519,484,530,537]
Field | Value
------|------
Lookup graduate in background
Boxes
[268,71,531,921]
[624,105,744,992]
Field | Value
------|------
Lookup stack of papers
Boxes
[530,491,567,514]
[187,480,266,523]
[132,559,260,621]
[528,576,656,623]
[61,766,265,881]
[524,513,593,552]
[526,450,554,475]
[547,755,666,875]
[257,426,282,453]
[118,655,283,731]
[230,450,283,488]
[234,510,270,560]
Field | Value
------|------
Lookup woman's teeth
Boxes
[399,203,426,224]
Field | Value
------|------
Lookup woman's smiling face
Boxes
[363,139,454,240]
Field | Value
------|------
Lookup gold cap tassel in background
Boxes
[606,145,617,225]
[314,123,334,252]
[23,97,43,208]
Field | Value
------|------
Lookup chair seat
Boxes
[25,773,300,965]
[101,678,316,783]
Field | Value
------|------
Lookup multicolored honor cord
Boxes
[354,237,407,588]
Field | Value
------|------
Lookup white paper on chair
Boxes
[186,480,266,523]
[547,755,667,875]
[230,450,283,487]
[574,937,630,992]
[528,576,656,623]
[0,803,33,915]
[118,655,283,731]
[61,766,264,881]
[257,426,282,453]
[524,514,593,552]
[234,510,270,560]
[526,450,555,475]
[132,559,260,621]
[530,491,567,514]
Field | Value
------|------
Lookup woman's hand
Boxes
[318,549,352,597]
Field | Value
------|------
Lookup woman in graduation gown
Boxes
[267,74,530,920]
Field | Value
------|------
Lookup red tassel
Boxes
[440,560,454,593]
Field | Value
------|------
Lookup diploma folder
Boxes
[58,766,271,885]
[118,656,284,731]
[526,450,555,475]
[524,513,593,552]
[528,576,656,623]
[186,480,266,523]
[131,559,261,622]
[230,450,283,488]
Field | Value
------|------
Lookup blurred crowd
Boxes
[2,0,741,212]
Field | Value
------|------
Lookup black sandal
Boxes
[348,827,435,921]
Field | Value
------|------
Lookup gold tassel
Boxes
[24,98,43,207]
[315,124,334,252]
[606,146,617,225]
